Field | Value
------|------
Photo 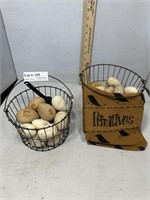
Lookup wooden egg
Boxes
[27,97,45,110]
[16,108,39,123]
[37,103,56,121]
[54,111,68,130]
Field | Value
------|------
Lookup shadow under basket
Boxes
[80,64,148,151]
[4,75,73,152]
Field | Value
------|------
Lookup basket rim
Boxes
[81,63,144,81]
[80,63,145,83]
[4,75,74,112]
[4,86,73,129]
[80,63,145,94]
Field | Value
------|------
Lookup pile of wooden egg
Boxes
[16,96,68,148]
[90,77,138,94]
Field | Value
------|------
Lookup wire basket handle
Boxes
[48,75,74,99]
[4,79,23,113]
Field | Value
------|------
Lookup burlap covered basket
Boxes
[80,64,147,151]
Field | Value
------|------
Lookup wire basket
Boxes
[80,64,145,92]
[4,75,73,152]
[80,64,147,151]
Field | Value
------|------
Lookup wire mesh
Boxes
[4,84,73,152]
[81,64,145,92]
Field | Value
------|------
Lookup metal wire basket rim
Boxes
[4,75,74,112]
[4,87,73,129]
[4,86,73,113]
[80,63,145,83]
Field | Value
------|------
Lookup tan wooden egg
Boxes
[37,103,56,121]
[16,108,39,123]
[90,81,102,87]
[27,97,45,110]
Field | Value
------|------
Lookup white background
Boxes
[1,0,150,83]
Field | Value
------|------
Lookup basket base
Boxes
[87,140,147,151]
[21,128,69,152]
[85,127,148,151]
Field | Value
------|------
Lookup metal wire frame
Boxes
[4,77,73,152]
[80,64,145,92]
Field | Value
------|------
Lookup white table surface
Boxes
[0,83,150,200]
